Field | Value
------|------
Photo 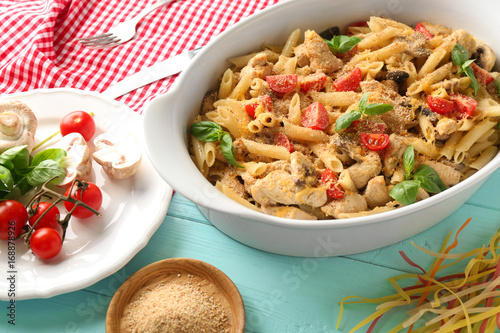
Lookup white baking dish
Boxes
[142,0,500,256]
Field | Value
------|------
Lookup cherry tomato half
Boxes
[64,182,103,219]
[414,22,433,40]
[301,102,330,130]
[360,132,390,151]
[30,227,62,260]
[28,202,60,231]
[244,95,273,118]
[0,200,28,240]
[300,72,327,93]
[449,93,478,119]
[470,62,494,85]
[426,95,454,115]
[60,111,96,141]
[273,132,294,153]
[333,67,362,92]
[266,74,298,94]
[321,169,345,199]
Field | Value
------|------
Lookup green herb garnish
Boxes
[0,145,66,200]
[452,43,479,95]
[389,145,447,206]
[323,35,362,54]
[190,121,243,168]
[335,92,394,132]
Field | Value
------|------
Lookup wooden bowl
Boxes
[106,258,245,332]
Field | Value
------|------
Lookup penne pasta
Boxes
[189,17,500,220]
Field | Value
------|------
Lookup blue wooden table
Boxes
[1,168,499,333]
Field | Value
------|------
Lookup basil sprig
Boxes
[389,145,447,206]
[0,145,66,200]
[335,92,394,132]
[452,43,479,95]
[190,121,243,168]
[323,35,362,54]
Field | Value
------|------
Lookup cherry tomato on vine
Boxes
[28,202,61,231]
[360,132,390,151]
[60,111,96,141]
[0,200,28,240]
[30,227,62,260]
[64,182,103,219]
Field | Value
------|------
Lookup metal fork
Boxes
[77,0,178,49]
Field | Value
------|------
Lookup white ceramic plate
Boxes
[0,88,172,300]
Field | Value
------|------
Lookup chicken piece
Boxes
[293,30,343,74]
[422,161,461,186]
[435,117,459,137]
[332,134,382,190]
[261,205,317,220]
[321,192,368,218]
[250,170,327,207]
[290,151,317,187]
[395,33,430,58]
[240,52,273,80]
[452,29,476,54]
[364,176,391,209]
[383,134,407,177]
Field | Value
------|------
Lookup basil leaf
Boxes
[403,145,415,178]
[0,166,13,192]
[389,180,421,206]
[25,160,65,186]
[324,35,361,54]
[358,92,370,114]
[220,132,243,168]
[363,103,394,115]
[31,148,67,167]
[0,145,30,171]
[463,65,479,95]
[336,36,362,53]
[414,165,447,192]
[190,121,224,142]
[335,110,362,132]
[451,43,469,67]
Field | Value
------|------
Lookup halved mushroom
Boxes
[56,132,93,187]
[0,100,37,153]
[92,131,142,179]
[472,43,496,72]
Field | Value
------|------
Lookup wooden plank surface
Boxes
[1,169,499,333]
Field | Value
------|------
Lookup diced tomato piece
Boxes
[449,93,477,119]
[333,67,362,92]
[346,21,369,36]
[426,95,454,114]
[352,119,387,134]
[244,95,273,118]
[360,132,390,151]
[321,169,345,199]
[300,72,327,93]
[301,102,329,130]
[470,62,494,85]
[266,74,298,94]
[414,22,433,40]
[335,45,358,62]
[273,132,294,153]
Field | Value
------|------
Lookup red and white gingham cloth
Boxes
[0,0,283,113]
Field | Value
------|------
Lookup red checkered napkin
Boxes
[0,0,282,113]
